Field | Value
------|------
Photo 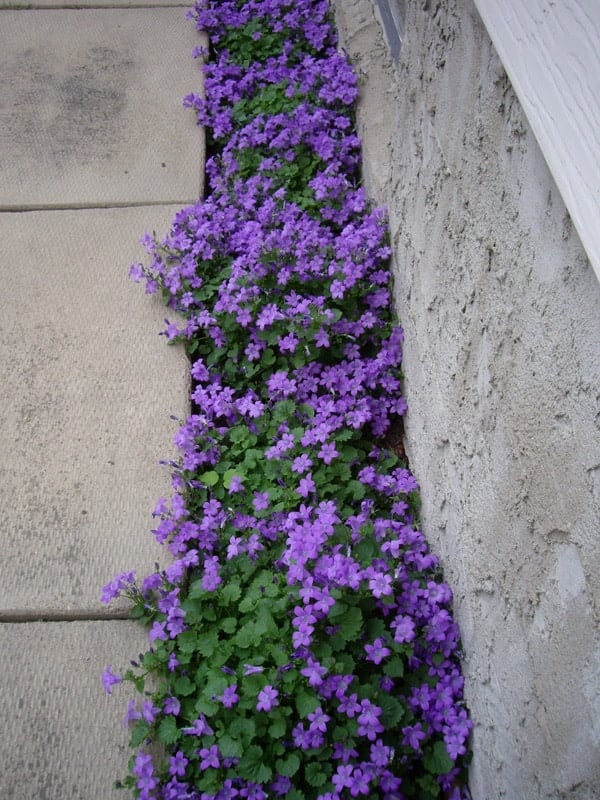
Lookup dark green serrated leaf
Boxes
[174,675,196,697]
[296,691,319,718]
[218,734,243,758]
[378,694,405,727]
[129,721,150,748]
[220,581,242,605]
[157,715,180,746]
[268,713,287,739]
[176,630,199,654]
[339,605,363,642]
[200,470,219,487]
[423,740,454,775]
[197,630,218,658]
[275,753,300,777]
[305,762,329,787]
[220,616,237,634]
[383,656,405,678]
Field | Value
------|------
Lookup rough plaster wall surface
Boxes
[333,0,600,798]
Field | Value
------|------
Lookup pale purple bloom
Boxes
[199,744,220,770]
[256,685,279,712]
[243,664,264,676]
[169,751,188,778]
[220,685,240,708]
[182,715,213,737]
[164,696,180,716]
[296,472,316,497]
[101,665,122,695]
[364,637,391,665]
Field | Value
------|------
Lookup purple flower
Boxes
[307,706,330,733]
[252,491,270,511]
[292,454,313,473]
[100,571,136,604]
[300,657,327,687]
[228,475,244,493]
[163,696,180,716]
[357,699,384,741]
[199,744,220,770]
[243,664,264,676]
[270,775,292,796]
[364,637,391,665]
[368,571,393,598]
[318,441,339,463]
[370,739,394,767]
[220,684,240,708]
[332,765,354,791]
[256,685,279,712]
[101,665,122,695]
[182,714,213,737]
[169,751,188,778]
[391,614,416,644]
[402,722,427,751]
[296,472,316,497]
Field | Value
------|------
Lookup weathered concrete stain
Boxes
[0,44,134,168]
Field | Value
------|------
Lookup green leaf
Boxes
[229,716,256,744]
[354,538,377,564]
[328,601,348,619]
[157,715,180,746]
[296,691,319,718]
[284,792,304,800]
[383,656,405,678]
[233,623,256,649]
[176,630,199,654]
[195,696,218,716]
[378,694,405,727]
[174,675,196,697]
[187,580,206,601]
[129,721,150,748]
[305,762,329,787]
[268,713,287,739]
[218,734,243,758]
[423,740,454,775]
[220,616,237,634]
[196,630,218,658]
[220,581,242,605]
[339,605,363,642]
[223,468,244,489]
[347,480,365,501]
[200,470,219,487]
[275,753,300,777]
[238,745,272,783]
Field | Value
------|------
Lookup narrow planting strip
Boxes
[102,2,473,799]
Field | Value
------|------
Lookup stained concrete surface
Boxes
[0,621,148,799]
[334,0,600,798]
[0,8,202,207]
[0,4,203,796]
[0,206,189,614]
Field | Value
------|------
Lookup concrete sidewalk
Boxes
[0,3,204,797]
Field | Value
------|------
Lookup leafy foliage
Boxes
[102,1,473,798]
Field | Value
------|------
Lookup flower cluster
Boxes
[103,1,472,799]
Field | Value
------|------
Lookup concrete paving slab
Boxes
[2,1,188,6]
[0,9,205,207]
[0,620,148,800]
[0,205,189,615]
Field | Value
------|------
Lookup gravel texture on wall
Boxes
[333,0,600,798]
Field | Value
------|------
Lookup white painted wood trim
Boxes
[472,0,600,282]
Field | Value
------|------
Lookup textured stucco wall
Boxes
[333,1,600,798]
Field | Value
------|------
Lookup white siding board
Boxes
[473,0,600,281]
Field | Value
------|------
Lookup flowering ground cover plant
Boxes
[102,1,472,798]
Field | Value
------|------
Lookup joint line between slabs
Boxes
[0,611,132,623]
